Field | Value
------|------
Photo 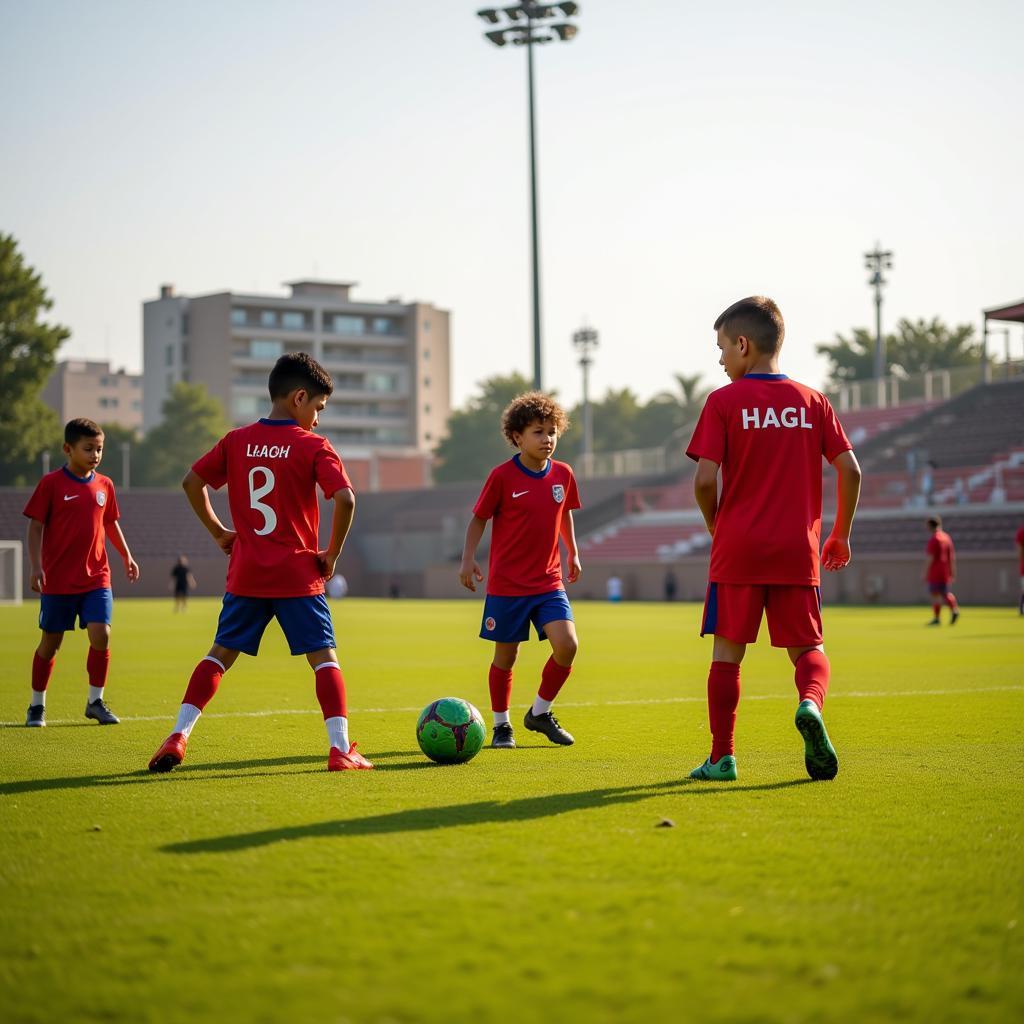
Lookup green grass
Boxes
[1,598,1022,1024]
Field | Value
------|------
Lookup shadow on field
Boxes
[161,777,812,854]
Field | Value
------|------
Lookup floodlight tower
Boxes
[477,2,581,390]
[864,243,894,404]
[573,323,598,462]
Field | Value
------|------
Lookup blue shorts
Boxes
[39,588,113,633]
[214,593,336,657]
[480,590,573,643]
[928,581,950,596]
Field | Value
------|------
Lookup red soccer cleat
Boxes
[328,741,374,771]
[148,732,187,773]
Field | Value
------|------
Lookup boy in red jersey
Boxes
[22,418,140,727]
[459,392,582,749]
[1017,523,1024,615]
[686,297,862,782]
[148,353,372,773]
[924,516,959,625]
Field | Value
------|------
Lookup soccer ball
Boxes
[416,697,486,765]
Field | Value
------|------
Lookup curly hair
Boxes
[501,391,570,447]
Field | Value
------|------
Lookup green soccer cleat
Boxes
[688,755,737,781]
[794,699,839,781]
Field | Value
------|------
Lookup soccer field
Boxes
[1,598,1021,1024]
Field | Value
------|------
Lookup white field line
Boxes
[5,685,1021,727]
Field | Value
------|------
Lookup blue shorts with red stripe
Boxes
[701,582,823,648]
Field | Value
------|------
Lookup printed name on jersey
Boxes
[741,407,812,430]
[552,484,565,503]
[245,443,292,459]
[96,491,106,506]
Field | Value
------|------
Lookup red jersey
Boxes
[192,419,352,598]
[473,455,581,597]
[23,467,120,594]
[1016,525,1024,575]
[926,530,955,584]
[686,374,852,586]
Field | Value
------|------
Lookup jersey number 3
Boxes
[248,467,277,536]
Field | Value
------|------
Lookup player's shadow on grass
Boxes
[161,777,812,854]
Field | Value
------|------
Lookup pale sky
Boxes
[2,0,1022,411]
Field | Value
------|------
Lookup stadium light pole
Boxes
[573,323,598,467]
[864,243,893,407]
[477,3,581,390]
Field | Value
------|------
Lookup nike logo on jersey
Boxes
[512,490,529,498]
[63,495,79,501]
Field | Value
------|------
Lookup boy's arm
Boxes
[693,458,719,536]
[26,519,45,592]
[107,522,140,582]
[182,469,236,556]
[822,450,862,571]
[560,510,582,583]
[317,487,356,580]
[459,516,487,592]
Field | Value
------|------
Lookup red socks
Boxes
[314,663,347,720]
[488,665,513,712]
[183,657,224,710]
[87,648,111,688]
[707,661,741,762]
[794,650,830,709]
[944,591,959,612]
[32,653,55,693]
[538,656,572,701]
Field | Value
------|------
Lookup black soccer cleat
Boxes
[523,708,574,746]
[85,699,120,725]
[25,704,46,727]
[491,723,516,749]
[950,610,960,625]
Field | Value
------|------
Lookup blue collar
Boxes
[513,453,551,479]
[744,373,789,380]
[258,418,297,426]
[62,466,95,483]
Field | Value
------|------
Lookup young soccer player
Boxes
[459,392,582,749]
[924,516,959,625]
[22,418,140,727]
[147,353,372,773]
[686,296,862,782]
[1016,522,1024,616]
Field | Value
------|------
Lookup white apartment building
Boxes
[42,360,144,432]
[142,281,450,491]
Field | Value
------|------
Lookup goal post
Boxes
[0,540,24,606]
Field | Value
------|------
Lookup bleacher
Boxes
[579,522,709,562]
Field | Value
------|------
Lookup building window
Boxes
[366,372,397,393]
[132,401,141,410]
[424,403,431,414]
[250,339,284,359]
[423,348,430,360]
[233,395,261,418]
[165,345,174,367]
[259,310,278,328]
[423,376,431,388]
[423,320,431,332]
[281,311,306,330]
[372,317,395,335]
[231,308,248,326]
[331,315,363,335]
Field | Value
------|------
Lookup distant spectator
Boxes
[954,477,967,505]
[389,580,401,599]
[920,460,936,505]
[326,573,348,599]
[664,569,678,602]
[1016,523,1024,616]
[170,555,196,613]
[606,575,623,603]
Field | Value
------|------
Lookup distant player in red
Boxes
[459,392,582,749]
[1017,523,1024,616]
[924,516,959,626]
[686,296,862,782]
[148,353,372,773]
[22,418,140,727]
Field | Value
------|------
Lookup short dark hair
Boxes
[501,392,569,447]
[714,296,785,355]
[65,418,103,444]
[927,516,941,530]
[268,353,334,400]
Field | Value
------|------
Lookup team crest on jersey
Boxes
[485,616,497,632]
[96,491,106,507]
[552,484,565,504]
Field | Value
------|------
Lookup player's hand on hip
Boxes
[317,549,339,579]
[566,556,582,583]
[459,561,483,592]
[821,533,851,571]
[30,571,45,593]
[125,557,140,582]
[214,528,237,556]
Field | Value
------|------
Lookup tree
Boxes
[95,422,140,488]
[817,318,980,384]
[0,234,69,484]
[434,373,534,483]
[136,382,230,487]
